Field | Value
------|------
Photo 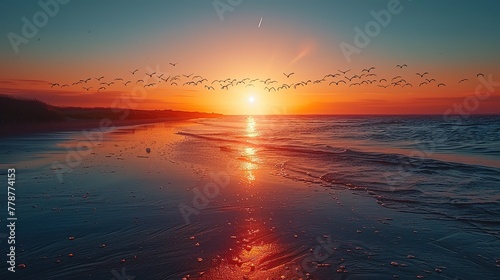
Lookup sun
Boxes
[248,96,255,103]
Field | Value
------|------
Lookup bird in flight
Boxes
[437,83,446,87]
[283,72,294,78]
[61,84,69,88]
[338,69,350,75]
[458,79,468,83]
[396,64,407,68]
[426,78,436,83]
[324,73,339,79]
[204,85,214,90]
[416,72,429,77]
[130,69,138,75]
[419,82,428,87]
[146,72,156,78]
[83,87,92,91]
[477,73,484,77]
[98,87,106,91]
[145,83,156,87]
[183,73,193,78]
[329,80,346,86]
[123,81,131,86]
[362,67,375,72]
[169,62,177,66]
[95,76,104,81]
[50,83,60,88]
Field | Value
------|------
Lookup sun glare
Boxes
[248,96,255,103]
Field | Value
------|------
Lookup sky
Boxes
[1,0,499,115]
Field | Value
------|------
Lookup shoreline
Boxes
[0,118,498,279]
[0,115,221,138]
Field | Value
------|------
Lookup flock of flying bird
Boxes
[48,63,487,93]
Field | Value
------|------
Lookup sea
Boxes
[178,115,500,233]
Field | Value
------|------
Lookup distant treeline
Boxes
[0,94,64,122]
[0,94,221,124]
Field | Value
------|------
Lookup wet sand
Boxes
[0,116,215,138]
[0,121,498,279]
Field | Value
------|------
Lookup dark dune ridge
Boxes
[0,94,222,137]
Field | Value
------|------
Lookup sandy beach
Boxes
[1,118,498,280]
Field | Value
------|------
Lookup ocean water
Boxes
[178,115,500,234]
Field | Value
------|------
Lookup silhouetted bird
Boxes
[329,80,346,85]
[324,74,339,79]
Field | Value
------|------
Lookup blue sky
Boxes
[0,0,499,114]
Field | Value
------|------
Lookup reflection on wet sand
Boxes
[241,147,257,185]
[196,117,292,279]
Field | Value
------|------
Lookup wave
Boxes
[177,117,500,233]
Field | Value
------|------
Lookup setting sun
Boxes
[249,96,255,103]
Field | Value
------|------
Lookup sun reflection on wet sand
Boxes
[241,147,258,185]
[192,117,294,279]
[196,219,289,280]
